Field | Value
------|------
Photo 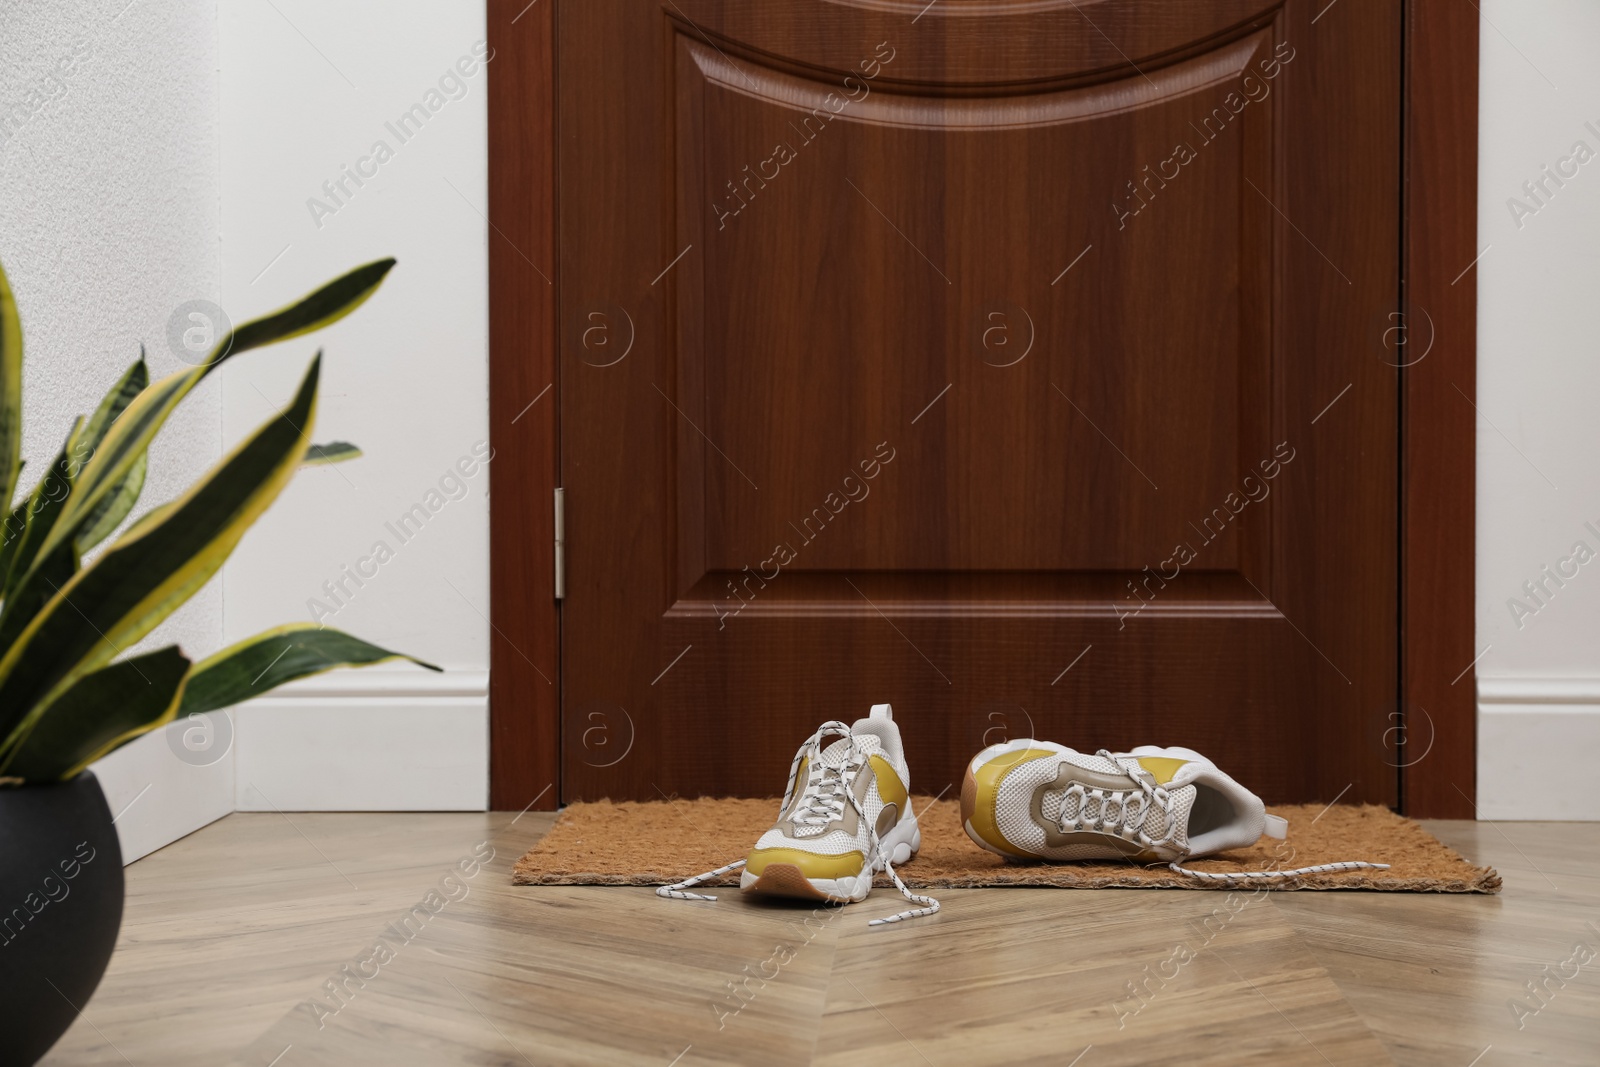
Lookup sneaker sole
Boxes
[740,816,921,903]
[743,863,842,902]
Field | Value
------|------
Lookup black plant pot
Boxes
[0,771,124,1067]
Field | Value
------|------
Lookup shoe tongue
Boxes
[1157,759,1206,788]
[1161,784,1196,851]
[791,734,875,837]
[819,732,880,768]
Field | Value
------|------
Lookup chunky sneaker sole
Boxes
[741,815,921,903]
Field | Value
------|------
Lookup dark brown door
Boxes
[558,0,1399,805]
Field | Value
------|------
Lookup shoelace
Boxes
[1056,751,1181,851]
[1066,750,1392,885]
[656,720,939,926]
[791,745,858,827]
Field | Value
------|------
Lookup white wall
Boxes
[0,0,492,863]
[1476,1,1600,818]
[219,0,491,811]
[0,0,228,861]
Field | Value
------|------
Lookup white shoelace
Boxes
[1067,751,1392,885]
[656,720,939,926]
[1056,751,1182,851]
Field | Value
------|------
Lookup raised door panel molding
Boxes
[666,0,1282,87]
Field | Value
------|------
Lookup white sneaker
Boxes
[659,705,939,925]
[961,739,1389,883]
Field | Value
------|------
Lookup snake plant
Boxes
[0,254,438,785]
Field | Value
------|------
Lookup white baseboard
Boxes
[1478,676,1600,820]
[90,718,235,863]
[233,669,488,812]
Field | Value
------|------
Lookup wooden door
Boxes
[558,0,1400,805]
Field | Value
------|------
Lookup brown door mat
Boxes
[512,797,1500,893]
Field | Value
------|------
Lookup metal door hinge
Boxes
[553,487,565,601]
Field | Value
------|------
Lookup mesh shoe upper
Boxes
[964,742,1266,863]
[747,706,911,876]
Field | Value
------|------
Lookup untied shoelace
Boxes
[1063,750,1392,884]
[656,720,939,926]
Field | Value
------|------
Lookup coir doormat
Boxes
[511,798,1500,893]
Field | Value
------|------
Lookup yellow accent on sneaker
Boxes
[744,847,865,880]
[870,754,908,813]
[1136,756,1189,785]
[961,748,1062,858]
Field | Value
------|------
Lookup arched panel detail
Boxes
[685,27,1269,131]
[666,0,1282,87]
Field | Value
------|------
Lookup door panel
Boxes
[667,0,1281,85]
[560,0,1399,805]
[677,30,1270,579]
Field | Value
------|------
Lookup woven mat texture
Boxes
[512,798,1500,893]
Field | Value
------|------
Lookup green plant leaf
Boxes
[70,353,148,462]
[0,537,72,671]
[0,646,190,781]
[0,498,27,590]
[117,498,172,541]
[223,258,396,355]
[39,258,394,565]
[0,424,83,665]
[303,441,362,465]
[179,623,440,717]
[1,424,79,602]
[0,355,323,748]
[67,354,151,555]
[74,450,147,554]
[0,255,22,513]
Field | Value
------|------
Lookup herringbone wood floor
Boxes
[40,812,1600,1065]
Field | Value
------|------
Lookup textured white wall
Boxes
[1476,1,1600,816]
[0,0,225,857]
[220,0,491,809]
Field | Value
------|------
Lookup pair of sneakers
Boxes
[659,704,1387,926]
